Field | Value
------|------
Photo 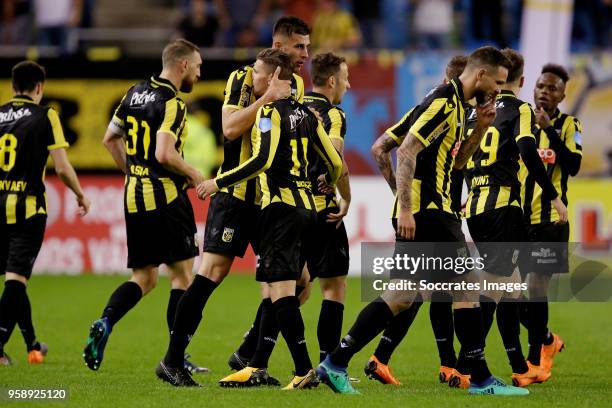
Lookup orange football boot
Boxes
[541,333,564,372]
[364,355,401,385]
[439,366,455,383]
[27,342,48,365]
[511,361,551,387]
[448,369,471,389]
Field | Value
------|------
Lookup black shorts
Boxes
[203,192,260,257]
[467,206,524,277]
[523,222,570,275]
[125,192,198,269]
[0,215,46,279]
[392,209,465,243]
[307,207,350,280]
[391,210,468,280]
[255,203,316,283]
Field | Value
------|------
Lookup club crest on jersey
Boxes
[222,227,234,243]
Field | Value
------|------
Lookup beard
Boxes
[474,89,487,106]
[180,78,194,93]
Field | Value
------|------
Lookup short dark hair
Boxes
[12,61,46,93]
[467,46,512,73]
[311,52,346,87]
[256,48,294,80]
[273,16,310,38]
[500,48,524,83]
[445,55,467,79]
[162,39,199,68]
[541,63,569,83]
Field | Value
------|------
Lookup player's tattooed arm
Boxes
[453,125,486,169]
[396,134,424,239]
[454,99,497,169]
[371,133,399,193]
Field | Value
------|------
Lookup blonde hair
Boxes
[162,39,199,68]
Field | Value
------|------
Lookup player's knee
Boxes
[320,277,346,303]
[169,273,191,290]
[131,269,158,294]
[297,282,312,305]
[198,253,232,284]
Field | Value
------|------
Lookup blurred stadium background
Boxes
[0,0,611,277]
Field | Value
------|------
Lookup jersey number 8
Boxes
[0,133,18,172]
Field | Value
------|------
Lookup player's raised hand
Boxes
[551,196,568,224]
[196,179,219,200]
[264,66,291,102]
[76,194,91,217]
[475,93,498,129]
[535,107,551,129]
[397,210,416,240]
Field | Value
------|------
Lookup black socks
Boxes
[249,298,279,368]
[479,295,497,341]
[236,300,264,360]
[0,280,27,350]
[102,281,143,328]
[164,275,218,367]
[274,296,311,376]
[166,289,185,334]
[330,297,394,368]
[429,293,456,367]
[374,301,421,365]
[453,307,491,384]
[18,289,37,352]
[526,298,548,366]
[497,299,528,374]
[317,300,344,362]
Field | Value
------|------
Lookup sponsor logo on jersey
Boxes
[289,108,308,130]
[0,108,32,123]
[130,91,156,106]
[537,148,556,164]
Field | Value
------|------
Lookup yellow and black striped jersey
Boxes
[388,78,466,218]
[0,95,68,224]
[386,105,465,218]
[464,91,539,218]
[109,75,189,214]
[215,98,342,210]
[220,64,305,204]
[520,110,583,224]
[303,91,346,212]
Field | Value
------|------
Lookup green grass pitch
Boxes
[1,274,610,407]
